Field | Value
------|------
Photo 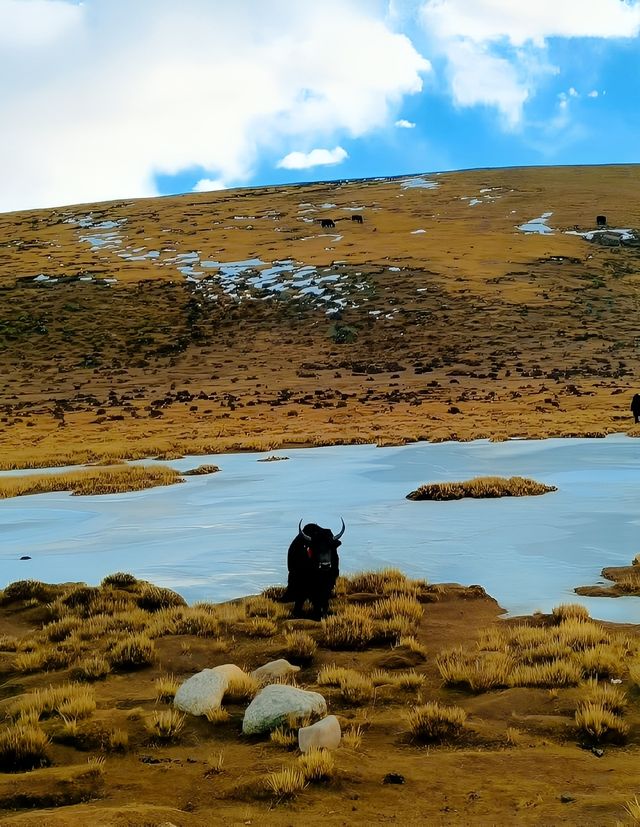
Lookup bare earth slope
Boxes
[1,164,640,467]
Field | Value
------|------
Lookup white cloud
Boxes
[277,146,348,170]
[419,0,640,125]
[193,178,227,192]
[395,118,416,128]
[588,89,599,97]
[0,0,430,212]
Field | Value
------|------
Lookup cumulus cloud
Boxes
[395,118,416,128]
[0,0,430,212]
[192,178,227,192]
[277,146,348,170]
[588,89,600,98]
[419,0,640,125]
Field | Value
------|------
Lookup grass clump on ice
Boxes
[406,476,557,501]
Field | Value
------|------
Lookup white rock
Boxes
[242,685,327,735]
[174,664,246,716]
[251,659,301,683]
[298,715,341,753]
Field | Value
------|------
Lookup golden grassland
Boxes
[0,571,639,825]
[576,555,640,598]
[406,475,557,500]
[0,464,181,499]
[2,164,640,470]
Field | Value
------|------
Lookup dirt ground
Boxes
[0,581,639,827]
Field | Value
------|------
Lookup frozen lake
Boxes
[1,437,639,623]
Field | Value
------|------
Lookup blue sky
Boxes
[1,0,640,212]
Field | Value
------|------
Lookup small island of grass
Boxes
[0,465,182,499]
[406,475,557,501]
[575,555,640,598]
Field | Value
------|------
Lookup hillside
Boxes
[2,164,640,468]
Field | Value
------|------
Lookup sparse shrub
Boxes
[0,723,51,771]
[338,671,374,705]
[107,728,129,752]
[370,669,398,687]
[270,726,297,748]
[245,596,288,619]
[578,646,624,679]
[56,686,96,719]
[265,766,307,798]
[146,709,185,741]
[321,606,375,650]
[137,585,186,612]
[245,617,277,637]
[71,655,111,682]
[62,585,101,610]
[396,671,425,690]
[101,572,138,588]
[372,595,423,624]
[108,634,155,669]
[43,617,81,642]
[341,725,363,750]
[262,585,288,601]
[204,706,230,724]
[225,672,259,702]
[173,607,221,636]
[407,702,467,742]
[575,701,628,743]
[297,748,334,782]
[0,634,19,651]
[557,619,609,651]
[317,664,353,686]
[437,648,514,691]
[551,603,590,623]
[283,631,317,663]
[205,751,225,775]
[374,616,415,643]
[505,726,521,746]
[398,636,427,659]
[582,678,627,714]
[155,674,180,703]
[2,579,56,604]
[509,659,582,688]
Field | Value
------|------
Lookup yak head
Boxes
[297,519,345,570]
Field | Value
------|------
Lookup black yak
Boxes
[320,218,336,229]
[596,215,607,227]
[286,519,345,619]
[631,393,640,423]
[351,214,364,224]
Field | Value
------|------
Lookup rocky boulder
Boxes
[298,715,341,753]
[174,664,246,716]
[242,685,327,735]
[251,659,300,684]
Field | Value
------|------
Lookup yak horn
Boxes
[333,517,346,540]
[298,520,312,542]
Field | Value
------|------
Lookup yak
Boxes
[351,214,364,224]
[286,519,345,619]
[631,393,640,423]
[320,218,336,229]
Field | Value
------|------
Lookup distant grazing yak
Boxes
[596,215,607,227]
[286,519,345,619]
[631,393,640,423]
[351,214,364,224]
[320,218,336,229]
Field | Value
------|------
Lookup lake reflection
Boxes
[1,436,639,623]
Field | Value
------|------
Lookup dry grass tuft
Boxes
[265,766,307,798]
[398,635,428,659]
[283,631,317,662]
[101,572,139,588]
[510,659,582,688]
[108,633,155,669]
[107,728,129,752]
[203,706,231,724]
[582,678,627,714]
[407,702,467,742]
[270,726,298,748]
[0,723,51,772]
[245,617,278,637]
[341,725,363,750]
[317,664,353,686]
[437,647,514,692]
[155,673,180,703]
[245,596,288,619]
[146,709,186,741]
[137,584,186,611]
[575,701,628,743]
[338,671,374,706]
[71,654,111,682]
[225,672,260,702]
[629,661,640,689]
[2,579,58,604]
[624,795,640,823]
[551,603,590,623]
[297,748,335,782]
[321,606,375,650]
[406,476,557,500]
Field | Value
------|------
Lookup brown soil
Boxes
[1,165,640,469]
[1,582,639,826]
[576,557,640,597]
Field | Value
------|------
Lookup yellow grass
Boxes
[509,658,582,688]
[341,725,363,750]
[575,701,629,743]
[155,673,180,703]
[407,702,467,742]
[107,728,129,751]
[146,709,186,741]
[269,726,297,748]
[624,795,640,823]
[245,617,277,637]
[321,605,375,650]
[70,654,111,682]
[551,603,590,623]
[437,648,514,691]
[297,748,335,782]
[203,706,231,724]
[0,723,51,772]
[0,464,182,499]
[265,766,307,798]
[338,672,374,706]
[225,672,260,702]
[283,631,317,662]
[406,476,557,501]
[582,678,627,714]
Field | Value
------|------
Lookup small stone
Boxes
[298,715,341,753]
[242,684,326,735]
[251,659,300,683]
[383,773,405,784]
[591,747,604,758]
[560,794,575,803]
[20,556,31,560]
